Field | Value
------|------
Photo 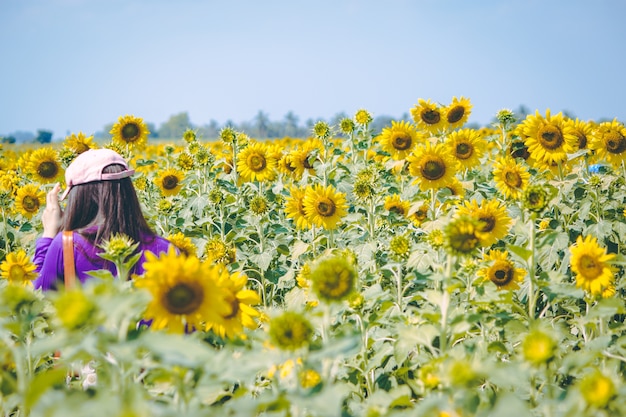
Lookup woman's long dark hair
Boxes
[61,164,155,245]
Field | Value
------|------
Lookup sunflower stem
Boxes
[528,217,537,323]
[395,263,403,312]
[439,254,454,355]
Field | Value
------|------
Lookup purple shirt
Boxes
[33,231,173,291]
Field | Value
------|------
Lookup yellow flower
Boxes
[456,199,512,247]
[310,255,356,303]
[177,152,195,171]
[0,250,38,283]
[299,369,322,389]
[477,250,525,290]
[384,194,410,217]
[134,247,231,333]
[167,232,198,257]
[110,115,150,148]
[522,329,557,366]
[354,109,373,125]
[410,98,446,134]
[284,186,311,230]
[377,120,421,160]
[444,96,472,130]
[565,118,593,152]
[289,139,323,179]
[54,289,97,330]
[406,143,459,191]
[313,121,331,140]
[15,184,45,218]
[204,237,236,265]
[589,118,626,168]
[64,132,96,154]
[492,157,530,200]
[268,311,314,351]
[445,128,486,170]
[444,215,486,256]
[249,194,270,216]
[389,235,411,260]
[302,184,348,230]
[570,235,616,296]
[518,109,578,165]
[206,268,261,340]
[237,141,277,182]
[154,168,184,196]
[579,371,616,408]
[409,203,429,226]
[27,147,64,184]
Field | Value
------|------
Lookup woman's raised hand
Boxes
[42,183,63,238]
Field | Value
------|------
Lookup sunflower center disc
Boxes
[538,124,564,150]
[165,283,203,315]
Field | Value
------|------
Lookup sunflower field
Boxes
[2,99,626,417]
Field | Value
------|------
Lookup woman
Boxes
[33,148,172,290]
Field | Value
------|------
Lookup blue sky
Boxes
[1,0,625,139]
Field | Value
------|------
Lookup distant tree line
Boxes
[93,110,419,141]
[5,106,543,144]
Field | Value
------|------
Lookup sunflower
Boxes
[289,139,323,179]
[492,157,530,200]
[445,128,486,171]
[15,184,45,218]
[354,109,373,126]
[569,235,616,297]
[389,235,411,260]
[377,121,422,160]
[54,289,97,329]
[310,255,356,303]
[406,143,459,191]
[27,147,63,184]
[579,371,616,408]
[477,250,525,290]
[302,184,348,230]
[384,194,410,217]
[444,96,472,130]
[167,232,198,257]
[205,268,260,340]
[523,184,550,214]
[204,237,236,264]
[0,250,38,284]
[249,195,270,216]
[456,199,512,247]
[110,115,150,148]
[284,186,311,230]
[522,329,556,366]
[443,215,486,256]
[135,247,230,333]
[177,152,195,171]
[154,168,184,196]
[277,153,298,177]
[410,98,446,134]
[268,311,314,351]
[409,203,429,226]
[589,119,626,168]
[565,118,593,154]
[313,121,331,140]
[237,141,277,183]
[64,132,96,155]
[518,110,578,165]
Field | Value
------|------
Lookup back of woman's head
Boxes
[62,164,154,243]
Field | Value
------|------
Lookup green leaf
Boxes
[25,368,68,409]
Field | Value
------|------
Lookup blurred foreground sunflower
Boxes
[135,247,230,333]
